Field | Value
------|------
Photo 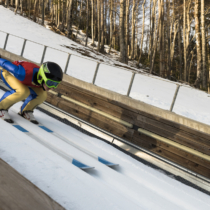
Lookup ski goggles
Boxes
[45,79,60,88]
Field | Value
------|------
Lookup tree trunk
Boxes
[85,0,89,46]
[113,0,116,48]
[20,0,23,15]
[208,39,210,93]
[42,0,45,25]
[109,0,113,44]
[33,0,39,22]
[194,0,202,88]
[178,16,182,80]
[186,0,192,82]
[148,0,152,60]
[137,0,146,66]
[5,0,9,8]
[201,0,206,89]
[104,0,108,45]
[183,0,187,81]
[57,0,61,27]
[28,0,31,19]
[59,0,66,32]
[170,21,178,64]
[150,0,160,74]
[159,0,164,76]
[119,0,128,64]
[188,48,195,83]
[162,1,165,76]
[14,0,19,14]
[97,0,101,51]
[131,0,136,59]
[126,0,130,57]
[67,0,73,38]
[91,0,95,45]
[167,0,171,78]
[150,0,157,68]
[100,0,104,51]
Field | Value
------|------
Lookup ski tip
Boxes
[13,124,29,132]
[98,157,119,167]
[72,159,94,170]
[39,125,53,133]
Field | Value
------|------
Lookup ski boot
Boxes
[19,111,39,124]
[0,110,14,123]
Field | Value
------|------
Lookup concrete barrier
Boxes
[1,48,210,135]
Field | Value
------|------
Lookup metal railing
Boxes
[0,30,196,113]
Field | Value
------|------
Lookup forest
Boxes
[1,0,210,92]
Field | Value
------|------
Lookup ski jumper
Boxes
[0,58,47,113]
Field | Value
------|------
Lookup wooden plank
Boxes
[136,110,210,141]
[132,131,210,170]
[0,159,65,210]
[135,119,210,156]
[58,81,210,142]
[46,94,134,141]
[46,84,210,178]
[136,115,210,146]
[130,133,210,179]
[56,82,136,124]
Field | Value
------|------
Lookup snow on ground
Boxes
[1,6,210,126]
[0,91,210,210]
[0,6,210,209]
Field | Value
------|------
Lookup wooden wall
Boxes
[46,80,210,179]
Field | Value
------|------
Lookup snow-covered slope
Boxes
[0,91,209,210]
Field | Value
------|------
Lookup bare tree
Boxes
[91,0,95,45]
[178,15,182,80]
[14,0,19,14]
[150,0,157,68]
[208,38,210,93]
[97,0,101,51]
[5,0,9,8]
[201,0,207,89]
[131,0,136,59]
[33,0,39,22]
[110,0,113,45]
[137,0,146,66]
[183,0,187,81]
[150,0,160,73]
[100,0,105,51]
[67,0,73,38]
[126,0,130,57]
[85,0,89,46]
[159,0,164,76]
[42,0,45,25]
[119,0,128,63]
[194,0,202,88]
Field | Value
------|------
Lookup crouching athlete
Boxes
[0,57,63,124]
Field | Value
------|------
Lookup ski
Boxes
[4,119,94,170]
[37,123,119,167]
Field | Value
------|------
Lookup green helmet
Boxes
[37,62,63,88]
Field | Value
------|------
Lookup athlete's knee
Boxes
[39,91,47,103]
[16,87,30,99]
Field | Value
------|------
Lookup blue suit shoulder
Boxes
[0,58,25,81]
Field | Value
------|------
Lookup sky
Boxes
[0,6,210,210]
